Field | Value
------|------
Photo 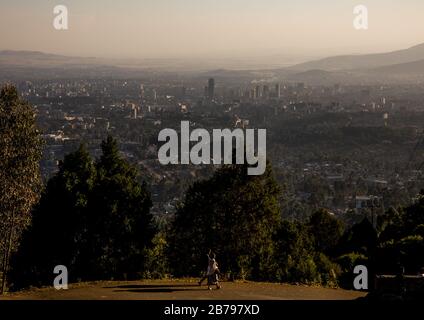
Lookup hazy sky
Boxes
[1,0,423,59]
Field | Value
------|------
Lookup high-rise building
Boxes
[128,103,138,119]
[254,85,260,99]
[207,78,215,100]
[275,83,281,98]
[132,106,137,119]
[140,84,145,99]
[152,89,157,102]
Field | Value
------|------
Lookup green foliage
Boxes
[168,161,281,280]
[142,232,170,279]
[378,207,405,243]
[274,220,340,286]
[86,136,154,279]
[337,218,377,256]
[335,252,368,288]
[403,194,424,234]
[336,252,368,271]
[274,220,316,283]
[376,194,424,274]
[288,255,318,284]
[0,85,42,293]
[413,224,424,237]
[8,144,95,289]
[8,137,153,290]
[308,209,344,254]
[314,253,341,286]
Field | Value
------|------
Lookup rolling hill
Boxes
[289,43,424,71]
[370,59,424,75]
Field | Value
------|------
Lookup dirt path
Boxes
[0,279,367,300]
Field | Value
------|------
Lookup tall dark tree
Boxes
[377,207,405,243]
[8,144,96,289]
[87,136,154,279]
[9,137,154,289]
[274,220,319,283]
[169,161,281,280]
[376,192,424,274]
[308,209,344,255]
[0,85,42,294]
[403,192,424,235]
[338,217,377,256]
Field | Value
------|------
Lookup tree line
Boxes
[1,85,423,293]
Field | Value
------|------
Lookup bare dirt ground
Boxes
[0,279,367,300]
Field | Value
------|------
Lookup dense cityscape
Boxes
[11,75,423,225]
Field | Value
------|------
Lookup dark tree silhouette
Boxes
[9,137,154,290]
[168,161,281,280]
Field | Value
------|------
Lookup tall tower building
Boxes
[254,85,260,100]
[140,84,145,99]
[275,83,281,98]
[207,78,215,100]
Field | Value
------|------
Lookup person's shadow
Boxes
[104,283,205,293]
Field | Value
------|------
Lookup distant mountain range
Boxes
[282,43,424,84]
[0,50,101,67]
[1,43,424,83]
[0,50,160,80]
[289,43,424,71]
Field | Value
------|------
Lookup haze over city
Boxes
[1,0,424,67]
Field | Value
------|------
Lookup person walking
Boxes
[198,250,221,289]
